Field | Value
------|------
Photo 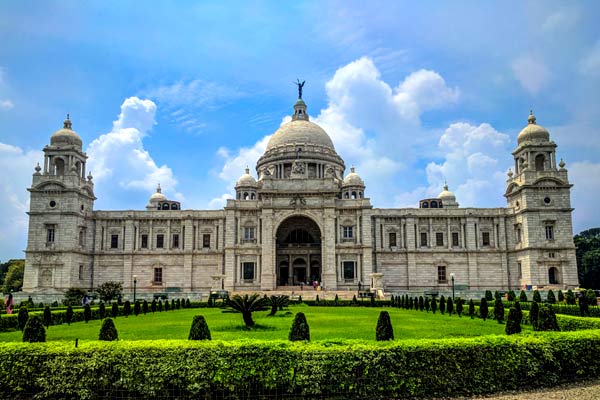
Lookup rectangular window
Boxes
[46,227,55,244]
[452,232,459,247]
[515,227,522,243]
[79,265,83,280]
[79,229,86,246]
[420,232,428,247]
[545,225,554,240]
[342,226,354,239]
[153,267,163,283]
[482,231,490,246]
[242,262,255,280]
[438,266,447,283]
[244,227,255,241]
[389,232,397,247]
[141,234,148,249]
[156,234,164,248]
[436,232,444,247]
[172,233,179,248]
[110,234,119,249]
[342,261,355,280]
[517,261,522,278]
[549,252,555,258]
[203,234,211,248]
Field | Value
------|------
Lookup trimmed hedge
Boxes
[1,332,599,399]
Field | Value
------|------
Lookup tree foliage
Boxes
[18,307,29,331]
[99,318,118,341]
[43,306,52,328]
[519,290,528,302]
[22,315,46,342]
[375,311,394,341]
[479,298,489,321]
[226,294,269,329]
[289,312,310,341]
[95,281,123,303]
[1,259,24,293]
[188,315,211,340]
[493,299,504,323]
[63,287,87,306]
[533,290,541,303]
[574,228,600,289]
[505,308,521,335]
[268,295,289,316]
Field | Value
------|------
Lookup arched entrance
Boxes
[276,216,321,286]
[549,267,560,284]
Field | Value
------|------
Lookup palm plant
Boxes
[226,294,270,328]
[268,295,289,316]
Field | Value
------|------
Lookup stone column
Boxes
[260,208,276,290]
[183,218,193,292]
[322,209,337,289]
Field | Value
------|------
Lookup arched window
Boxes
[250,193,256,200]
[422,202,429,208]
[237,193,241,199]
[549,267,559,284]
[54,158,65,175]
[171,203,178,210]
[359,192,363,198]
[431,201,438,208]
[535,154,545,171]
[344,192,349,199]
[162,203,169,210]
[243,192,249,200]
[351,191,357,199]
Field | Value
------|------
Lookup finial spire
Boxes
[443,180,448,191]
[350,165,356,173]
[156,183,162,193]
[245,165,250,174]
[63,113,72,129]
[528,109,536,125]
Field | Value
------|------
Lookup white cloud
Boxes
[511,55,551,95]
[208,193,234,209]
[87,97,181,204]
[0,143,43,259]
[580,41,600,78]
[541,8,579,32]
[569,161,600,233]
[0,99,13,110]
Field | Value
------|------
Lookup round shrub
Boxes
[84,304,92,323]
[558,290,564,302]
[134,301,141,316]
[519,290,528,302]
[375,311,394,341]
[479,298,489,321]
[99,302,106,319]
[505,308,521,335]
[18,307,29,331]
[530,301,540,329]
[533,290,542,303]
[493,299,504,323]
[43,306,52,328]
[188,315,211,340]
[547,290,556,304]
[111,303,118,318]
[22,316,46,342]
[99,318,118,341]
[586,289,598,306]
[289,312,310,341]
[65,306,73,326]
[142,300,148,315]
[536,304,560,331]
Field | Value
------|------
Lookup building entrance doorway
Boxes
[276,216,321,286]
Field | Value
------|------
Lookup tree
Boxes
[18,307,29,331]
[65,306,73,326]
[165,299,170,311]
[43,306,52,328]
[375,311,394,341]
[99,302,106,319]
[151,299,157,313]
[289,312,310,341]
[186,298,191,308]
[519,290,528,302]
[188,315,211,340]
[226,294,269,329]
[447,298,454,316]
[176,299,181,310]
[493,299,504,323]
[99,318,118,341]
[479,298,489,321]
[431,297,437,314]
[134,300,141,316]
[574,228,600,289]
[533,290,542,303]
[111,303,118,318]
[334,294,339,306]
[22,316,46,342]
[158,300,163,312]
[123,301,131,317]
[418,296,424,311]
[558,290,565,302]
[514,301,523,325]
[485,290,493,301]
[142,300,148,315]
[63,287,87,306]
[456,298,463,317]
[409,297,413,310]
[494,291,501,301]
[535,305,560,331]
[579,296,590,317]
[424,297,430,312]
[586,289,598,306]
[505,308,522,335]
[507,290,516,301]
[566,289,576,305]
[84,304,92,323]
[530,301,540,328]
[268,295,289,316]
[1,260,24,293]
[468,299,475,319]
[96,281,123,303]
[171,299,176,310]
[439,296,445,315]
[547,290,556,304]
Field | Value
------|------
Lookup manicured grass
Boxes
[0,305,529,342]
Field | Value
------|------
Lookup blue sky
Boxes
[1,1,600,260]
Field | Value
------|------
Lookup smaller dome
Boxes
[149,183,167,202]
[236,166,257,187]
[343,166,365,187]
[517,111,549,145]
[50,115,83,147]
[438,183,456,201]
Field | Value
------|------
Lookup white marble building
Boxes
[22,97,579,299]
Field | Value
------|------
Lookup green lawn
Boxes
[0,305,528,342]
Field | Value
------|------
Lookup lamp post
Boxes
[133,275,137,303]
[450,273,455,300]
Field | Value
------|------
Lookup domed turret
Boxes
[236,166,258,201]
[50,115,83,148]
[149,183,167,203]
[517,111,550,145]
[236,166,257,188]
[146,183,180,210]
[342,166,365,199]
[438,182,459,208]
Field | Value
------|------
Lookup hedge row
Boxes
[503,301,600,318]
[1,332,599,399]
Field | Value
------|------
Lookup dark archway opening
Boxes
[276,216,321,286]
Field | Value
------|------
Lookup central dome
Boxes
[265,119,336,152]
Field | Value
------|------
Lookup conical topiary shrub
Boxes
[431,297,437,314]
[547,290,556,304]
[505,308,521,335]
[558,290,564,302]
[17,307,29,331]
[186,298,191,308]
[468,299,475,319]
[65,306,73,326]
[447,298,454,316]
[375,311,394,341]
[188,315,211,340]
[507,290,516,301]
[84,304,92,323]
[111,303,118,318]
[123,301,131,317]
[158,300,163,312]
[514,301,523,325]
[530,301,540,329]
[566,289,575,305]
[43,306,52,328]
[165,299,170,311]
[480,298,489,321]
[134,300,141,316]
[535,304,560,331]
[533,290,542,303]
[418,296,424,311]
[485,290,493,301]
[99,302,106,319]
[439,296,446,315]
[456,298,463,317]
[142,300,148,315]
[151,299,157,313]
[424,297,430,312]
[289,312,310,341]
[519,290,528,302]
[99,318,118,341]
[22,316,46,342]
[493,299,504,323]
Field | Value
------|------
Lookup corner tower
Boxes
[22,116,96,294]
[505,111,578,288]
